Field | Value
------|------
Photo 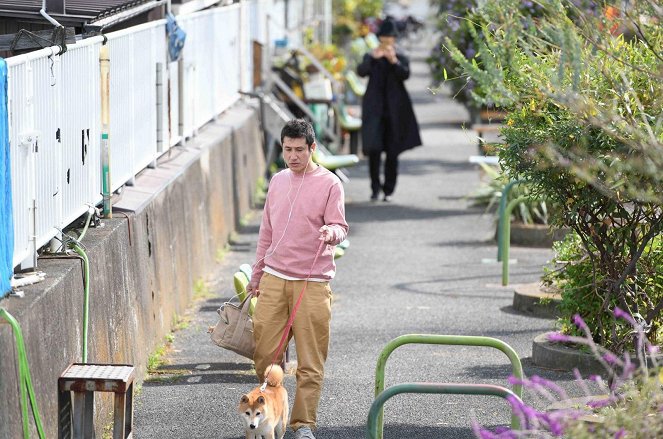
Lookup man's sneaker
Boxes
[294,426,316,439]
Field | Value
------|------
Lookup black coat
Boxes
[357,52,422,155]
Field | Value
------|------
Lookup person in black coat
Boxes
[357,17,422,202]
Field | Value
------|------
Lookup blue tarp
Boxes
[166,13,186,62]
[0,58,12,298]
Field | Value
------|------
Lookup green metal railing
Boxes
[501,195,529,286]
[367,382,522,439]
[373,334,524,439]
[496,180,522,262]
[0,308,46,439]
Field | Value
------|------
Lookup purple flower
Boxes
[648,345,659,354]
[587,395,617,408]
[547,332,571,343]
[537,412,565,436]
[507,375,524,386]
[614,428,626,439]
[613,307,636,325]
[620,358,636,380]
[530,375,568,399]
[477,427,499,439]
[602,352,618,364]
[572,314,587,329]
[522,404,541,421]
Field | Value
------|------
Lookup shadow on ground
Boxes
[143,362,256,387]
[316,423,503,439]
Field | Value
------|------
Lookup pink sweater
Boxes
[250,166,349,286]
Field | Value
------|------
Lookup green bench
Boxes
[312,143,359,183]
[345,70,366,98]
[336,103,362,155]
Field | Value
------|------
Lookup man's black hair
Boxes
[281,118,316,147]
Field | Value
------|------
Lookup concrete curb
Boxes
[532,332,608,376]
[532,332,662,377]
[512,283,561,318]
[510,223,569,248]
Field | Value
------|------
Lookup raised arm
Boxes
[320,182,349,245]
[357,53,373,78]
[392,53,410,81]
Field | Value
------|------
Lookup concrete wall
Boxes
[0,103,265,438]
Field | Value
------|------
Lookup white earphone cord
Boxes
[251,159,310,276]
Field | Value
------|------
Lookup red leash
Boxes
[261,239,326,390]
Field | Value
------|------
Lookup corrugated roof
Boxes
[0,0,154,20]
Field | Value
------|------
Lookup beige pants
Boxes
[253,272,333,431]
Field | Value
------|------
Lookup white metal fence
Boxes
[6,0,330,270]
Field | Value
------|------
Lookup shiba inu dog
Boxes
[238,364,289,439]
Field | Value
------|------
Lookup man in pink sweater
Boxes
[247,119,348,439]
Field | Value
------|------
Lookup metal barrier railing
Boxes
[501,195,533,286]
[496,180,523,262]
[367,383,522,439]
[373,334,524,439]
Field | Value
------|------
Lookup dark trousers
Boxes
[369,150,399,196]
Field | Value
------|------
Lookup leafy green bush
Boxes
[428,0,544,109]
[427,0,479,105]
[445,0,663,352]
[545,232,663,349]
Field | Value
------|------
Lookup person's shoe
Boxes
[370,192,379,202]
[383,195,392,202]
[294,426,316,439]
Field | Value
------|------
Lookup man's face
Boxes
[379,36,396,49]
[283,136,315,174]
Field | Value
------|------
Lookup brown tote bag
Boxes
[210,293,255,359]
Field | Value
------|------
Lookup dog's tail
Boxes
[264,364,284,387]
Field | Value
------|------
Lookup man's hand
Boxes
[371,48,385,59]
[385,46,398,64]
[247,281,260,297]
[319,225,335,243]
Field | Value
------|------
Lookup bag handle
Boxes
[240,292,254,312]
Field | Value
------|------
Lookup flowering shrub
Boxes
[428,0,544,107]
[427,0,479,105]
[474,311,663,438]
[544,232,663,351]
[445,0,663,352]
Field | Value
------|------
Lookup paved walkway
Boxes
[133,33,579,439]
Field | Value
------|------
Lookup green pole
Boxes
[497,180,522,261]
[1,308,46,439]
[367,382,522,439]
[501,196,529,286]
[70,243,90,363]
[374,334,524,439]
